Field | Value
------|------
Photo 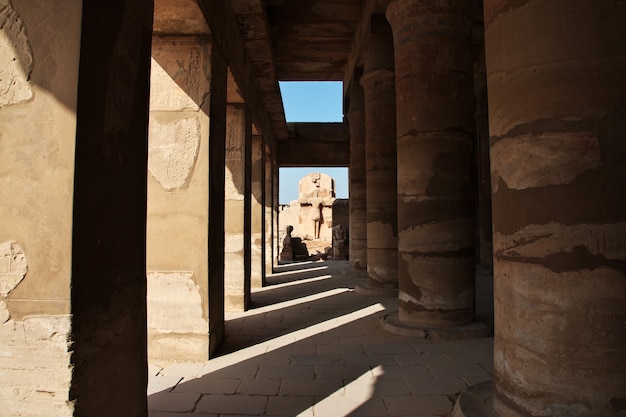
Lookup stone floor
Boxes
[148,260,494,417]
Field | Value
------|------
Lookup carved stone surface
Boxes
[0,315,73,416]
[298,172,335,203]
[149,39,210,112]
[147,271,206,334]
[0,0,33,108]
[0,300,9,323]
[0,240,27,297]
[148,114,201,191]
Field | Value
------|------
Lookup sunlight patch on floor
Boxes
[299,366,382,417]
[201,302,386,376]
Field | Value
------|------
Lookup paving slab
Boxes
[405,377,468,396]
[427,364,492,379]
[148,392,200,413]
[266,396,315,416]
[237,378,281,396]
[279,378,344,396]
[172,376,241,394]
[384,395,453,416]
[195,394,268,415]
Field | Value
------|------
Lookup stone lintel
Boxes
[278,122,350,167]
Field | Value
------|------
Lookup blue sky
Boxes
[279,81,348,203]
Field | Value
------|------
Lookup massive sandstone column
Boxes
[483,1,626,416]
[147,35,227,360]
[347,80,367,272]
[224,104,252,311]
[356,20,398,296]
[385,0,481,332]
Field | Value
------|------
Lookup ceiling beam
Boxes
[197,0,284,154]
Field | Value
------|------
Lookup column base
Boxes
[355,283,398,297]
[453,381,498,417]
[381,312,491,339]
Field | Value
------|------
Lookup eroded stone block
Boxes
[0,240,28,297]
[0,315,72,416]
[148,115,201,191]
[0,300,9,323]
[147,271,206,333]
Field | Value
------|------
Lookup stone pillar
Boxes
[473,1,492,275]
[207,45,228,355]
[1,1,151,415]
[251,134,264,288]
[356,19,398,296]
[385,1,485,335]
[347,80,367,272]
[483,1,626,416]
[147,36,216,361]
[1,2,80,415]
[71,3,153,410]
[273,161,280,265]
[224,104,252,311]
[263,144,274,276]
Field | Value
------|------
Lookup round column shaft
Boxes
[484,1,626,416]
[386,0,476,327]
[359,26,398,294]
[347,82,367,272]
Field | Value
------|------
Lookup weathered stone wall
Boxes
[0,1,80,414]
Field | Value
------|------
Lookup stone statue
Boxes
[297,173,335,240]
[332,223,349,260]
[279,225,294,261]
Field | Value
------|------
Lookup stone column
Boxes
[473,1,492,275]
[251,134,264,288]
[347,80,367,272]
[147,36,227,359]
[0,1,151,415]
[273,161,280,265]
[207,45,228,355]
[356,19,398,296]
[483,1,626,416]
[3,2,88,415]
[224,104,252,311]
[264,144,275,276]
[384,0,486,337]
